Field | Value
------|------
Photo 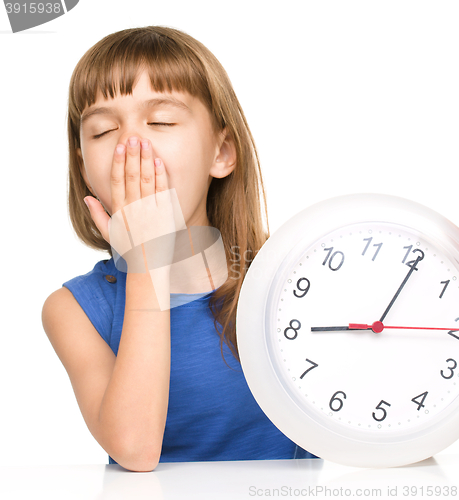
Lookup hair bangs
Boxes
[69,29,213,136]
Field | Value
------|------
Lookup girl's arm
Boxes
[86,138,174,471]
[97,269,171,471]
[42,274,170,472]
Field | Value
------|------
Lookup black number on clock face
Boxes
[284,319,301,340]
[329,391,347,412]
[293,277,311,298]
[402,245,425,270]
[372,400,391,421]
[411,391,428,411]
[362,237,383,261]
[322,247,345,271]
[440,280,450,299]
[440,358,457,379]
[299,359,318,379]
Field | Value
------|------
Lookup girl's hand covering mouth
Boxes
[84,136,184,275]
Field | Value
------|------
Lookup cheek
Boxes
[162,138,210,191]
[162,126,214,173]
[81,146,114,211]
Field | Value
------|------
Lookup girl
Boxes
[42,25,317,471]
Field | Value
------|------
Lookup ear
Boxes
[209,128,237,179]
[76,147,96,197]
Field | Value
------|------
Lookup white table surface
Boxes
[1,455,459,500]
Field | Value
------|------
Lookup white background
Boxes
[1,0,459,469]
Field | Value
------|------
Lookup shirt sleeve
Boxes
[62,261,114,346]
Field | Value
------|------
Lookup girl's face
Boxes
[78,70,236,226]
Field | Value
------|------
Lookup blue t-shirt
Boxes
[62,257,317,464]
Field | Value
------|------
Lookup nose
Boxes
[119,134,145,146]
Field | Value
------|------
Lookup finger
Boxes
[111,143,126,215]
[140,138,156,199]
[125,136,141,204]
[154,157,172,211]
[154,158,169,194]
[84,196,111,243]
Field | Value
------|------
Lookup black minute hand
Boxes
[379,254,423,323]
[311,326,351,332]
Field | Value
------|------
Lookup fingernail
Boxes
[155,158,163,172]
[128,137,138,147]
[83,197,90,209]
[116,144,125,154]
[141,140,149,150]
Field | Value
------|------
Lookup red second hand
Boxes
[349,322,459,333]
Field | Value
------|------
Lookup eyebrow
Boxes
[81,97,191,124]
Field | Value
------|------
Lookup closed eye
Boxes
[92,129,116,139]
[148,122,175,127]
[92,123,175,139]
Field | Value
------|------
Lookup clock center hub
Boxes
[372,321,384,333]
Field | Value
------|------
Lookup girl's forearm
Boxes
[98,270,171,471]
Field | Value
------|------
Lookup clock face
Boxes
[270,221,459,436]
[236,194,459,467]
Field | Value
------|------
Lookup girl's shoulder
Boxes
[61,257,125,344]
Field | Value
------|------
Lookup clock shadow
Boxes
[399,456,438,468]
[321,455,458,488]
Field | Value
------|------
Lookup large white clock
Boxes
[236,194,459,467]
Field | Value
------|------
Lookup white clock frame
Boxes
[236,193,459,467]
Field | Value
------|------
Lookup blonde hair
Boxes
[67,25,270,362]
